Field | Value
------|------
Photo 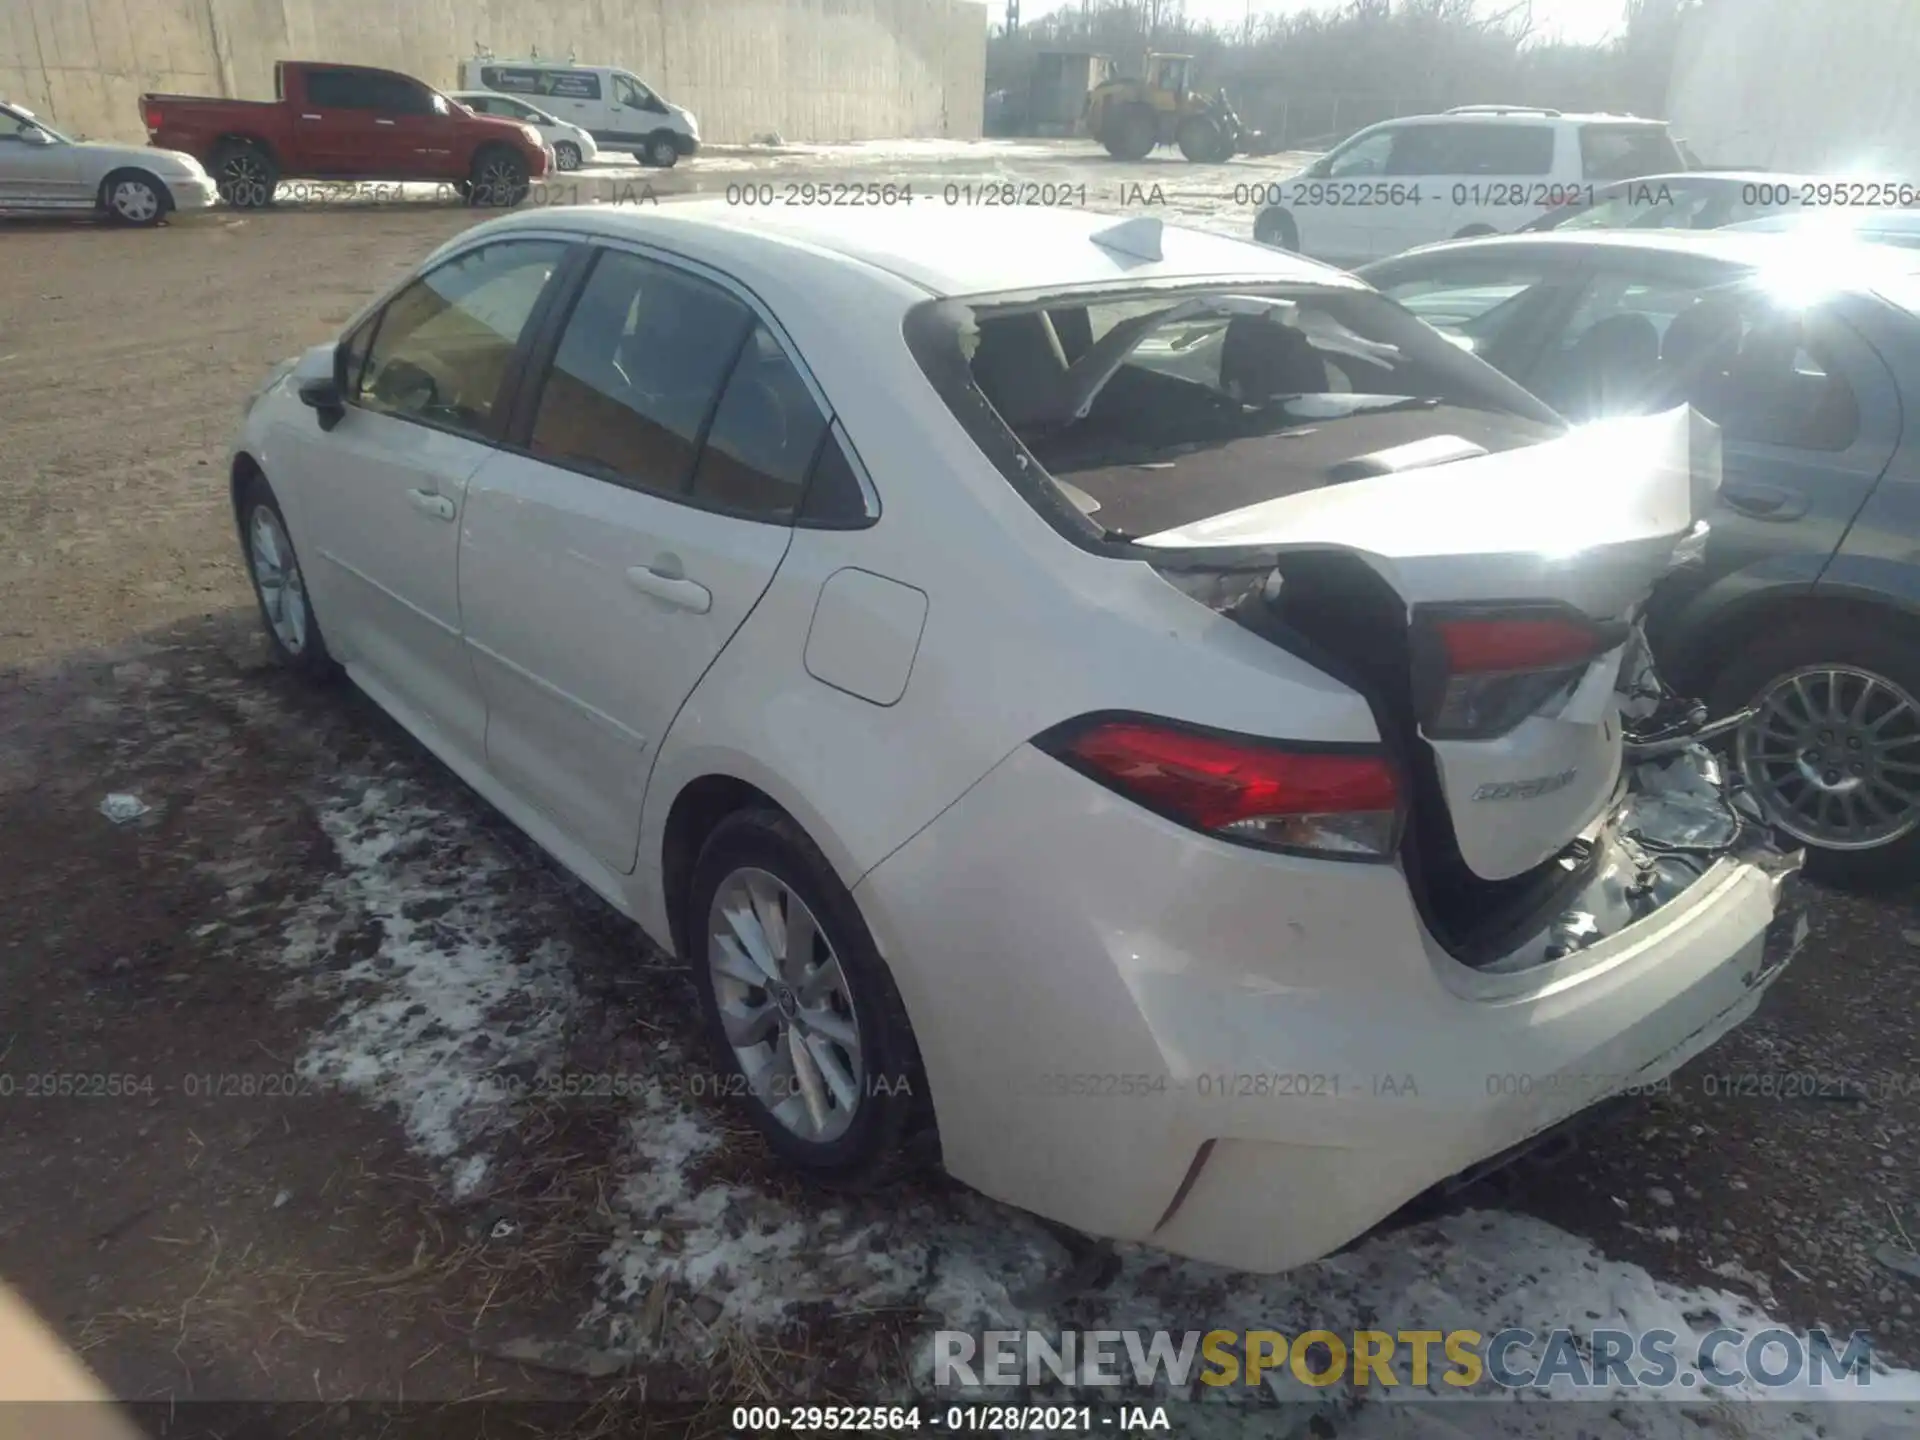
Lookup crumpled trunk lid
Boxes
[1137,406,1723,882]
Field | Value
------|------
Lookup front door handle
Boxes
[1720,483,1808,522]
[625,564,711,614]
[406,487,456,522]
[375,118,396,127]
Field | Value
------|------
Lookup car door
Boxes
[458,244,828,874]
[373,76,464,179]
[1515,260,1900,653]
[533,69,607,140]
[283,236,574,758]
[0,109,85,209]
[1434,121,1559,239]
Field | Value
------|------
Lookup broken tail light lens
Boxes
[1036,715,1403,860]
[1415,606,1625,740]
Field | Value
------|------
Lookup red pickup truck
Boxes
[142,60,549,208]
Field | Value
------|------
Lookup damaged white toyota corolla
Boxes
[231,202,1802,1272]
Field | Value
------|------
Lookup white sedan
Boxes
[230,202,1800,1272]
[0,101,217,224]
[451,91,598,172]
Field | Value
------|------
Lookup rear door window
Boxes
[1578,124,1684,182]
[528,249,753,496]
[689,324,832,520]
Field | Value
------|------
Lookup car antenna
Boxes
[1091,216,1163,262]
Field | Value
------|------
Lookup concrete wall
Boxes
[1668,0,1920,175]
[0,0,986,145]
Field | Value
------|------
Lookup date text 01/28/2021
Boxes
[730,1404,1172,1432]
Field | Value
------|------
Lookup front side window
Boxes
[1579,124,1684,182]
[1325,127,1396,179]
[612,74,654,108]
[356,240,568,435]
[0,106,57,141]
[528,250,753,495]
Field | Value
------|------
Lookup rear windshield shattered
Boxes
[910,285,1565,541]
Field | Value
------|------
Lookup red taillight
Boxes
[1039,717,1402,859]
[1434,616,1611,674]
[1417,607,1623,740]
[143,104,161,132]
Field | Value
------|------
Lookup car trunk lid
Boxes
[1136,405,1722,883]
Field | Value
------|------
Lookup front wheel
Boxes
[553,141,582,172]
[1711,620,1920,887]
[467,147,530,207]
[237,473,334,679]
[1254,205,1298,250]
[689,809,929,1184]
[643,133,681,168]
[100,170,169,226]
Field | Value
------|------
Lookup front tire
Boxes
[99,169,170,226]
[467,147,530,207]
[689,809,929,1185]
[553,141,582,172]
[237,473,334,679]
[1176,115,1224,163]
[642,133,680,168]
[1254,205,1298,250]
[1710,619,1920,887]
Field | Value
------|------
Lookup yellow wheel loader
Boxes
[1083,54,1254,163]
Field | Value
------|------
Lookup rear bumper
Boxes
[855,743,1798,1273]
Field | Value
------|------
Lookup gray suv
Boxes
[1361,230,1920,885]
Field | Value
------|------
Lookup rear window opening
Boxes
[910,284,1564,544]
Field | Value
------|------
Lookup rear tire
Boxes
[236,472,335,680]
[1177,115,1223,163]
[467,146,530,207]
[211,140,278,209]
[99,169,170,226]
[1709,618,1920,889]
[688,808,931,1186]
[1254,205,1298,250]
[1101,103,1158,162]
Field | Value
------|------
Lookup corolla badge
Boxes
[1473,769,1578,802]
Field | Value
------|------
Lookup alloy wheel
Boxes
[248,505,309,655]
[1737,664,1920,850]
[555,143,581,172]
[110,179,160,223]
[219,154,269,204]
[706,866,864,1144]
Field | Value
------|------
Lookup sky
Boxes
[986,0,1632,47]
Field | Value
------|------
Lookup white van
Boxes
[457,58,699,167]
[1252,108,1686,267]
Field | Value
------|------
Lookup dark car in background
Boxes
[1361,231,1920,883]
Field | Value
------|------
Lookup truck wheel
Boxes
[212,141,277,209]
[643,133,680,168]
[468,147,530,207]
[1176,115,1223,163]
[99,169,171,226]
[1101,104,1158,162]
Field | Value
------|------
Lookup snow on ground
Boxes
[263,779,1920,1435]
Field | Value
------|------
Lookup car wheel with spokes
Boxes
[1713,620,1920,887]
[468,147,530,207]
[211,141,278,208]
[554,141,582,172]
[237,473,334,678]
[643,134,680,168]
[689,808,929,1183]
[100,170,169,226]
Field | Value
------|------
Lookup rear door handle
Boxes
[1721,483,1808,522]
[625,564,711,613]
[406,487,456,522]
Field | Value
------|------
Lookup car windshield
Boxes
[917,283,1564,540]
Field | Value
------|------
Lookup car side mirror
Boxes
[294,342,346,430]
[20,126,54,146]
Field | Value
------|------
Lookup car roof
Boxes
[1388,111,1664,126]
[484,200,1355,300]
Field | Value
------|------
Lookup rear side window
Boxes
[690,324,832,520]
[1377,262,1555,356]
[307,68,427,113]
[1579,124,1683,182]
[1440,124,1555,176]
[529,250,753,496]
[356,239,567,436]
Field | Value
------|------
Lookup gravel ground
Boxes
[2,139,1918,1433]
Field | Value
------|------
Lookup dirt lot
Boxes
[3,141,1920,1435]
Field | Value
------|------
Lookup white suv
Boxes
[1253,107,1686,267]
